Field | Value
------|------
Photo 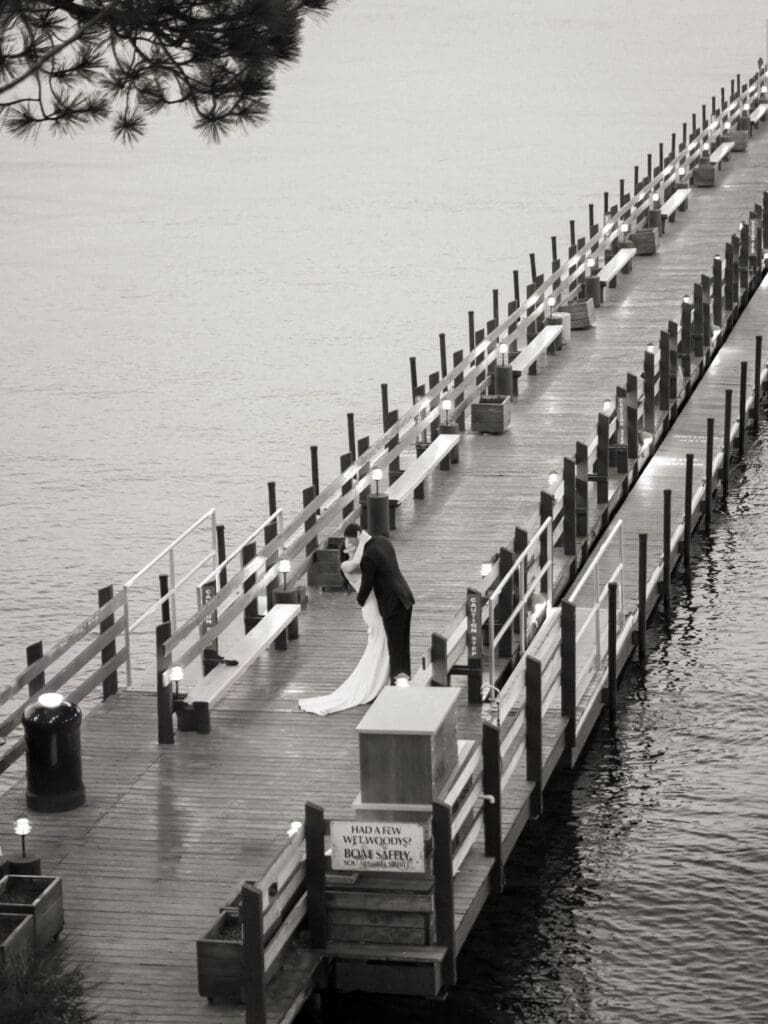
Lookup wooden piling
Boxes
[596,413,609,504]
[684,453,694,582]
[98,585,119,699]
[347,411,357,457]
[241,882,266,1024]
[432,800,456,985]
[563,457,577,556]
[755,335,763,433]
[560,601,577,753]
[723,389,733,503]
[663,489,672,620]
[155,621,173,745]
[739,361,748,460]
[643,347,655,433]
[439,333,448,379]
[608,581,617,726]
[638,533,647,664]
[25,640,44,698]
[159,574,171,624]
[525,656,543,817]
[304,802,328,948]
[482,723,504,893]
[215,525,227,588]
[310,445,320,496]
[705,417,714,533]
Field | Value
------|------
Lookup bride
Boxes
[298,529,390,716]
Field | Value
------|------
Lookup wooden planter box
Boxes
[693,162,715,187]
[0,875,63,951]
[471,395,512,435]
[307,538,345,589]
[0,912,36,974]
[196,909,243,1002]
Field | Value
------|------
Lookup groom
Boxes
[343,523,415,685]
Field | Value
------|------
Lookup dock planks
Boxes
[3,123,768,1023]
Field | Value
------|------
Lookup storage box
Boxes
[357,688,459,805]
[630,227,660,255]
[561,298,596,329]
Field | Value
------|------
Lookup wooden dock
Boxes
[3,71,768,1024]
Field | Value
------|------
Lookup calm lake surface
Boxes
[2,1,767,1019]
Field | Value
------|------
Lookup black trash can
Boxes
[23,694,86,812]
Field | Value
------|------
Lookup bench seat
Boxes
[265,945,324,1024]
[659,187,691,222]
[178,603,301,731]
[598,247,637,287]
[709,140,735,168]
[750,103,768,125]
[510,323,563,380]
[388,432,461,514]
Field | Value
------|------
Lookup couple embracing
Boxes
[299,524,415,716]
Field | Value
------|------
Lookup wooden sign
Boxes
[330,820,425,873]
[466,588,482,667]
[616,396,627,446]
[199,582,218,653]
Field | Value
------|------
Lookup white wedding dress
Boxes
[298,548,390,716]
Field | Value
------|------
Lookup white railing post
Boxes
[122,585,133,689]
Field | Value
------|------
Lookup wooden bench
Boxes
[175,603,302,733]
[509,323,563,392]
[659,187,691,223]
[750,103,768,125]
[709,140,735,168]
[387,432,461,528]
[598,247,637,293]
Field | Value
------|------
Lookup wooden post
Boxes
[643,348,655,434]
[608,582,618,727]
[340,452,354,520]
[98,585,119,699]
[597,413,610,504]
[241,882,266,1024]
[525,656,543,817]
[705,417,715,533]
[560,601,577,754]
[638,533,647,664]
[575,442,589,537]
[357,436,371,527]
[346,411,357,458]
[380,382,389,431]
[659,331,670,411]
[432,800,457,986]
[439,333,448,378]
[626,373,639,460]
[724,243,734,314]
[713,256,723,328]
[684,453,694,582]
[481,723,504,893]
[155,621,174,745]
[739,361,748,460]
[692,284,703,360]
[723,389,732,504]
[492,289,500,327]
[563,457,577,556]
[386,408,401,483]
[304,802,327,948]
[242,537,260,633]
[302,486,318,558]
[215,524,227,588]
[25,641,45,698]
[663,489,672,620]
[755,336,763,433]
[159,574,171,624]
[310,445,320,496]
[453,349,466,431]
[466,588,483,704]
[265,482,278,611]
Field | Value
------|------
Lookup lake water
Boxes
[2,1,767,1019]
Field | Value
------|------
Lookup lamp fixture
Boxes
[278,558,291,588]
[372,467,383,494]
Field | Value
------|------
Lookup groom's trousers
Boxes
[383,604,413,681]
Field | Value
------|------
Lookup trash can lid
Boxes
[23,693,81,729]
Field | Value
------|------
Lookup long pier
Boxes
[2,66,768,1024]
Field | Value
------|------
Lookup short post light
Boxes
[372,467,383,495]
[652,191,660,207]
[14,817,31,860]
[169,665,184,698]
[682,294,692,306]
[498,342,509,367]
[480,562,493,579]
[278,558,291,590]
[602,399,612,415]
[441,398,452,426]
[587,257,596,275]
[547,470,559,490]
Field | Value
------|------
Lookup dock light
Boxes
[169,666,184,697]
[278,558,291,588]
[499,342,509,366]
[547,471,559,489]
[602,399,612,414]
[725,120,732,130]
[646,344,655,354]
[714,254,722,261]
[480,562,493,579]
[682,294,691,305]
[372,467,383,494]
[677,166,685,177]
[287,821,302,838]
[762,86,767,95]
[38,692,64,709]
[14,817,31,859]
[652,191,660,204]
[587,257,596,272]
[547,297,556,314]
[620,222,629,234]
[441,398,452,425]
[703,143,711,156]
[743,105,750,115]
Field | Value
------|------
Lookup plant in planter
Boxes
[0,912,35,976]
[0,876,64,950]
[196,908,243,1002]
[0,946,95,1023]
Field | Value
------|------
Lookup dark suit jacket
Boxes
[356,536,414,619]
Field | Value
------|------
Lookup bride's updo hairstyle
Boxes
[343,523,362,539]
